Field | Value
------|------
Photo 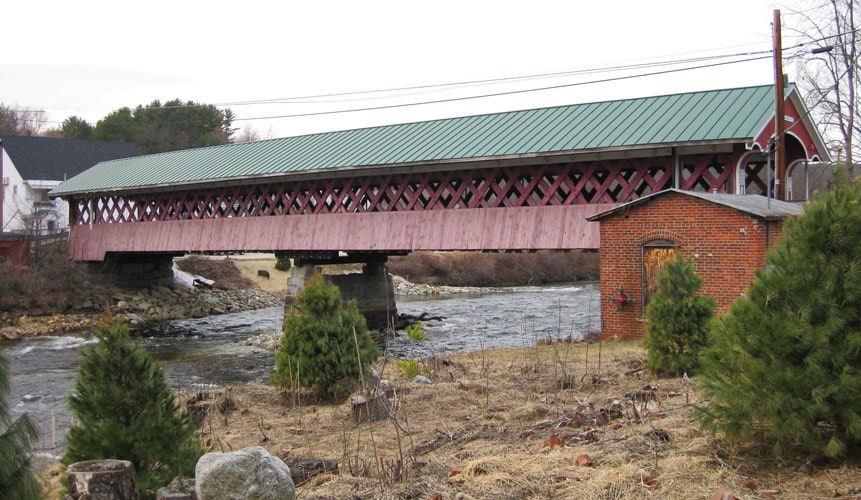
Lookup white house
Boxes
[0,135,139,235]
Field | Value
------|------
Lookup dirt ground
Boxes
[187,254,359,296]
[225,254,290,296]
[186,341,861,499]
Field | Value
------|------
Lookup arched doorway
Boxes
[642,239,679,311]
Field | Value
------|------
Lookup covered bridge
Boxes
[49,84,829,330]
[50,83,829,263]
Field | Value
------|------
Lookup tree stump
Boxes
[66,459,138,500]
[351,394,390,423]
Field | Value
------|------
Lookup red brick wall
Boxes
[598,192,785,339]
[0,239,30,266]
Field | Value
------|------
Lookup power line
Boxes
[231,55,773,123]
[15,46,779,119]
[214,50,775,107]
[11,29,851,129]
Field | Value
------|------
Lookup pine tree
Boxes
[0,352,40,500]
[698,179,861,457]
[271,273,379,399]
[63,318,203,495]
[643,255,716,376]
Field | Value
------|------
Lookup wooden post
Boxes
[773,9,786,200]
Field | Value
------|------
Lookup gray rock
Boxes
[157,477,196,499]
[378,379,397,391]
[152,285,175,297]
[195,446,294,500]
[412,375,434,385]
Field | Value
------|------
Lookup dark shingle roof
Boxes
[1,135,140,182]
[587,188,804,221]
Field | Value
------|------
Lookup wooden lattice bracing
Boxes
[70,157,696,225]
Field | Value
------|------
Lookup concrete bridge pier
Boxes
[284,256,397,332]
[96,253,179,288]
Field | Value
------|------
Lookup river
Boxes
[2,282,599,464]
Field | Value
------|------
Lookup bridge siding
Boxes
[68,204,614,261]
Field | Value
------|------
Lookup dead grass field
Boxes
[187,341,861,499]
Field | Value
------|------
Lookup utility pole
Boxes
[773,9,786,200]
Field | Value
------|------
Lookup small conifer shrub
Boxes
[0,353,40,500]
[63,318,203,495]
[643,255,715,376]
[698,179,861,458]
[271,273,379,399]
[395,321,429,378]
[274,256,292,272]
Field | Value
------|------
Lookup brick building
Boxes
[587,189,802,339]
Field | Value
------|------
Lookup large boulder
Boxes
[195,446,294,500]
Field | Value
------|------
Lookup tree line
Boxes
[0,100,238,154]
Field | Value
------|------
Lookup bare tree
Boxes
[234,124,262,143]
[788,0,859,173]
[0,104,47,136]
[234,124,277,143]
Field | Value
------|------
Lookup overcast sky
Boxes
[2,0,805,140]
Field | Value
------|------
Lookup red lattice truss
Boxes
[71,154,744,225]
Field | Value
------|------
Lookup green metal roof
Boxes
[51,84,778,197]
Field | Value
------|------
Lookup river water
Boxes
[2,282,599,462]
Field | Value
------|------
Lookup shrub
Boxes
[271,274,379,399]
[274,256,292,272]
[642,255,715,376]
[63,318,203,495]
[387,250,599,287]
[395,321,428,378]
[0,244,115,314]
[394,359,424,379]
[405,321,427,342]
[0,353,40,500]
[698,179,861,458]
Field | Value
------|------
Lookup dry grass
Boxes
[228,257,290,296]
[187,341,861,499]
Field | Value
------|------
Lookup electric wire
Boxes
[231,55,773,123]
[9,29,853,128]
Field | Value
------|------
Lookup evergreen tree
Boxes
[698,179,861,457]
[58,116,93,140]
[91,99,234,154]
[643,255,715,376]
[271,274,379,399]
[63,318,203,495]
[0,353,40,500]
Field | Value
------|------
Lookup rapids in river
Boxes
[2,282,599,463]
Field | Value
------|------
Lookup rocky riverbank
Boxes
[391,275,509,296]
[0,286,283,340]
[0,273,503,341]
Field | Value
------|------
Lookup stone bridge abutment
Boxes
[95,252,398,331]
